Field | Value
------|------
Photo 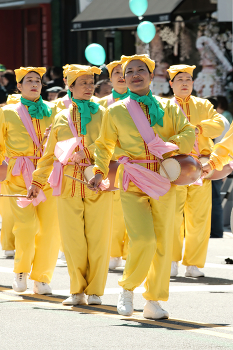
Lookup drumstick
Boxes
[64,174,91,187]
[0,194,27,198]
[229,154,233,160]
[156,157,172,182]
[35,124,52,154]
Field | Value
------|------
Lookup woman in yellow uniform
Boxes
[0,67,60,294]
[89,54,195,319]
[55,64,99,111]
[28,65,113,306]
[99,60,129,269]
[0,182,15,256]
[202,121,233,172]
[167,65,224,278]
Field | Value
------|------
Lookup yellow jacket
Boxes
[98,95,109,109]
[98,94,121,108]
[93,96,195,193]
[0,101,57,191]
[32,102,106,198]
[209,121,233,170]
[175,95,224,156]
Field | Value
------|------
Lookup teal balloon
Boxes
[85,44,106,65]
[137,21,156,43]
[129,0,148,17]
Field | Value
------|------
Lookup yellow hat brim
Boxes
[121,55,155,75]
[14,67,46,83]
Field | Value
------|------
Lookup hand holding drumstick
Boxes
[27,184,40,199]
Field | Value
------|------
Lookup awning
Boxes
[0,0,51,8]
[72,0,184,31]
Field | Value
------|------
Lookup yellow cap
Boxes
[121,54,155,75]
[106,60,122,78]
[14,67,46,83]
[167,65,196,80]
[63,64,71,78]
[67,64,101,86]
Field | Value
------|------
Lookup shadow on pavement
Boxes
[170,276,233,285]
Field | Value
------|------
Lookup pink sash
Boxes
[48,109,91,196]
[120,97,179,199]
[62,94,72,109]
[13,103,46,207]
[107,94,115,107]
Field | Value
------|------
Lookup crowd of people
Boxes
[0,55,232,320]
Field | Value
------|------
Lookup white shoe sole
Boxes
[117,307,134,316]
[185,272,204,278]
[62,299,87,306]
[143,312,169,320]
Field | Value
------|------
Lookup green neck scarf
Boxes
[21,96,52,120]
[72,98,100,135]
[67,89,72,99]
[112,88,130,100]
[129,90,164,127]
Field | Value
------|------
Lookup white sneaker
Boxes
[60,252,66,263]
[4,250,15,257]
[88,295,102,305]
[185,266,205,277]
[170,261,178,277]
[12,273,27,292]
[109,257,122,270]
[117,289,134,316]
[33,281,52,295]
[62,293,87,306]
[143,300,169,319]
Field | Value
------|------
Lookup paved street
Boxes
[0,232,233,350]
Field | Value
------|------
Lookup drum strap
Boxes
[48,109,90,196]
[13,103,46,207]
[62,94,72,109]
[123,96,178,157]
[117,97,179,199]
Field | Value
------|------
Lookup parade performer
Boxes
[168,65,224,278]
[0,67,60,294]
[99,60,130,269]
[0,182,15,257]
[89,54,195,319]
[55,64,99,111]
[98,60,129,108]
[202,121,233,173]
[28,65,113,306]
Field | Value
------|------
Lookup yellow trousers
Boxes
[119,185,176,301]
[173,179,212,267]
[8,183,60,283]
[111,190,128,259]
[0,183,15,250]
[56,192,113,295]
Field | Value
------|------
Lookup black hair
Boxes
[57,89,68,98]
[170,72,193,82]
[204,96,218,110]
[51,66,63,78]
[2,70,16,84]
[217,95,228,111]
[94,79,112,94]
